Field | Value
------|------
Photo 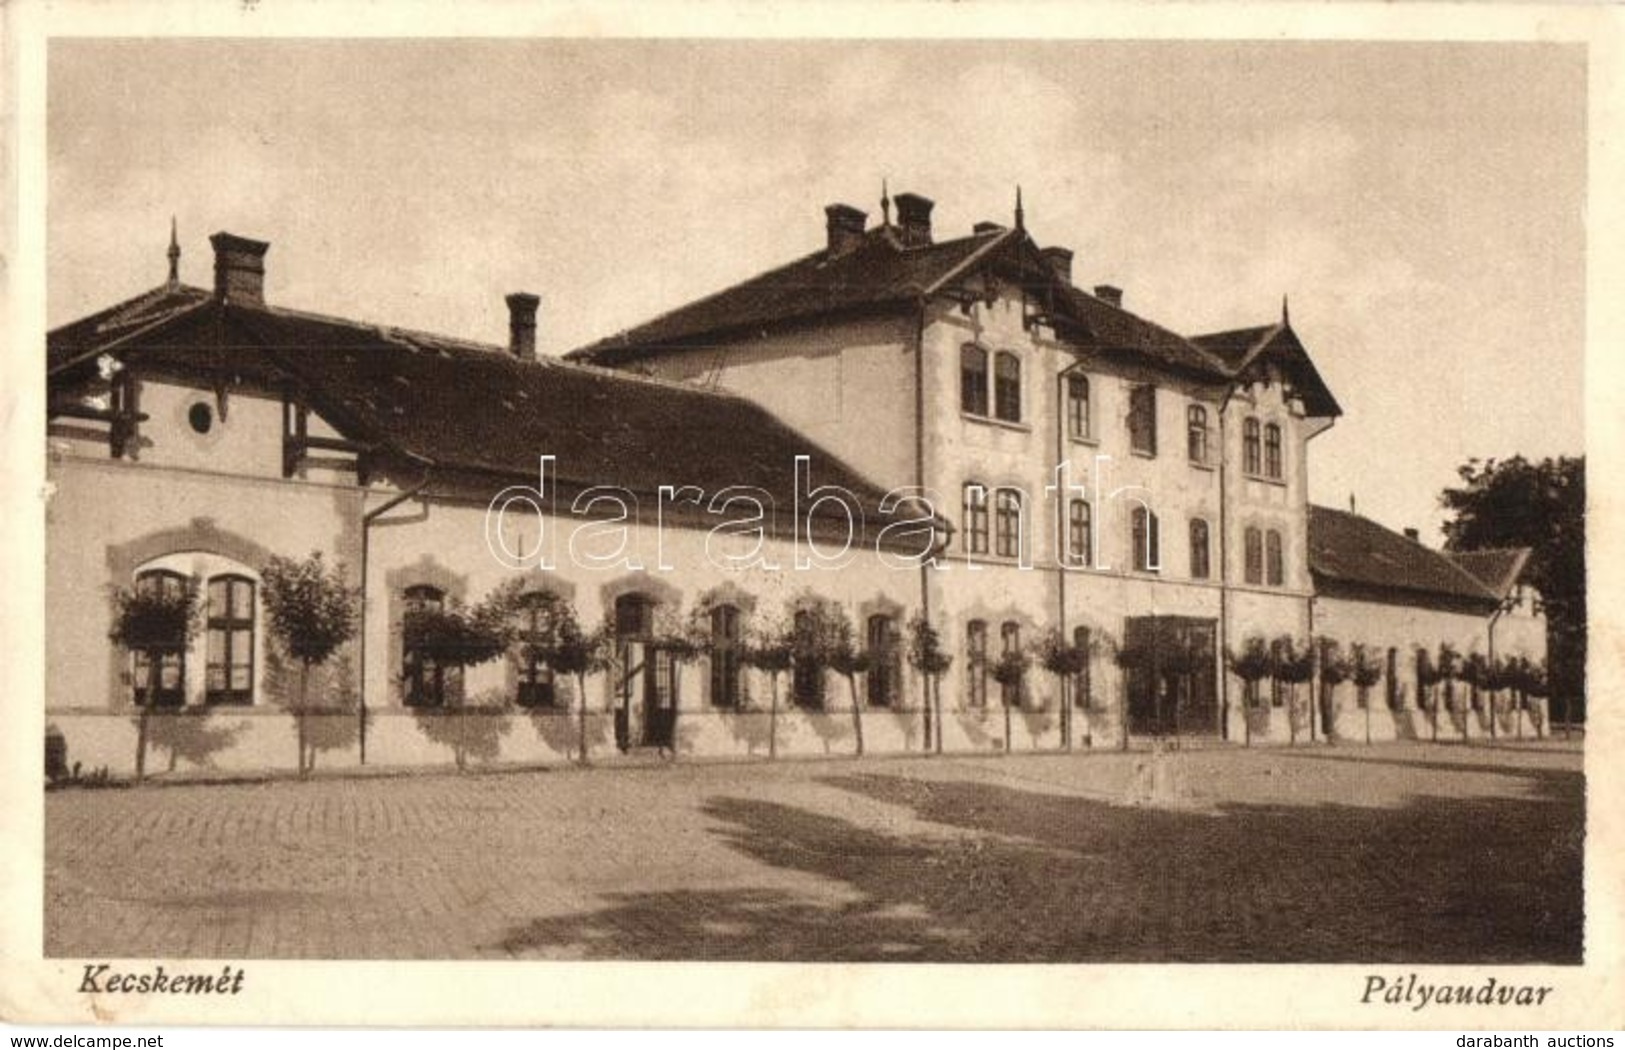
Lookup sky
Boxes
[46,38,1587,542]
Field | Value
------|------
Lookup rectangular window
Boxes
[1264,423,1284,480]
[994,353,1022,423]
[960,344,989,417]
[994,488,1023,559]
[966,620,988,708]
[963,484,989,555]
[1129,384,1157,455]
[1244,528,1263,585]
[1266,530,1285,586]
[1243,417,1262,475]
[866,615,900,707]
[1132,506,1160,572]
[1187,405,1209,465]
[1067,499,1092,567]
[709,604,742,708]
[1189,518,1211,580]
[1067,374,1091,440]
[1000,622,1021,708]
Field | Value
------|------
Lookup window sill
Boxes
[961,412,1033,435]
[1130,448,1157,460]
[1068,434,1099,448]
[1242,472,1288,487]
[1188,459,1216,472]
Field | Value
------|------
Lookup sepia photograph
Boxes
[5,3,1620,1031]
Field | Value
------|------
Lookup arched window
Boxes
[1000,621,1022,708]
[960,344,989,416]
[792,608,825,708]
[962,483,989,555]
[1187,404,1209,465]
[205,575,255,705]
[1243,417,1262,475]
[994,352,1022,423]
[1072,626,1093,709]
[513,591,562,708]
[1244,527,1264,585]
[1264,423,1284,480]
[1131,505,1160,572]
[615,592,655,641]
[1189,518,1211,580]
[1067,374,1091,440]
[966,620,988,708]
[1266,529,1285,586]
[131,569,189,708]
[1067,498,1092,567]
[866,614,901,707]
[403,584,449,708]
[994,488,1023,559]
[709,603,743,708]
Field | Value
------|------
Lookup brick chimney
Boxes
[1094,284,1123,308]
[1041,246,1074,285]
[824,204,867,257]
[209,232,270,307]
[506,292,540,360]
[894,192,934,247]
[1403,527,1420,543]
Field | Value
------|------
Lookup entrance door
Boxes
[1123,616,1218,737]
[642,647,677,748]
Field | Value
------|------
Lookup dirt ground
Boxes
[44,741,1583,962]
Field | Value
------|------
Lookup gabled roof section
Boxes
[1193,322,1342,417]
[1309,505,1498,608]
[570,225,1013,365]
[1053,280,1230,378]
[47,292,927,539]
[48,283,212,376]
[1446,548,1533,601]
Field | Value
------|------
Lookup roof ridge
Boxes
[545,354,753,403]
[1311,504,1500,602]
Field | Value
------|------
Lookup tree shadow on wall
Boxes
[413,702,514,771]
[726,709,775,757]
[140,709,244,773]
[265,646,362,771]
[491,767,1581,964]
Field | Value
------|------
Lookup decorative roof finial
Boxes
[167,216,181,288]
[1349,492,1357,514]
[880,178,891,226]
[1282,293,1291,328]
[1014,185,1025,232]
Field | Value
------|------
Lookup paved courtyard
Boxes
[45,742,1583,962]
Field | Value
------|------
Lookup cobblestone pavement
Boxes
[45,742,1583,962]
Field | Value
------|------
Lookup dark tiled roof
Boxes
[1308,505,1497,607]
[569,224,1239,381]
[571,226,1011,363]
[49,296,927,539]
[1446,548,1532,599]
[1057,282,1230,377]
[47,283,211,375]
[1191,324,1278,369]
[1193,322,1341,417]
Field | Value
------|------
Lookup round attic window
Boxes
[188,402,214,435]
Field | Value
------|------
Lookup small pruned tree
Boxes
[261,552,361,776]
[906,613,952,755]
[1271,636,1316,746]
[990,646,1030,753]
[1035,629,1088,750]
[402,585,518,770]
[820,609,872,757]
[1316,637,1352,742]
[743,614,795,760]
[1226,635,1273,747]
[544,605,614,763]
[1348,644,1384,745]
[1415,646,1441,741]
[109,575,203,780]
